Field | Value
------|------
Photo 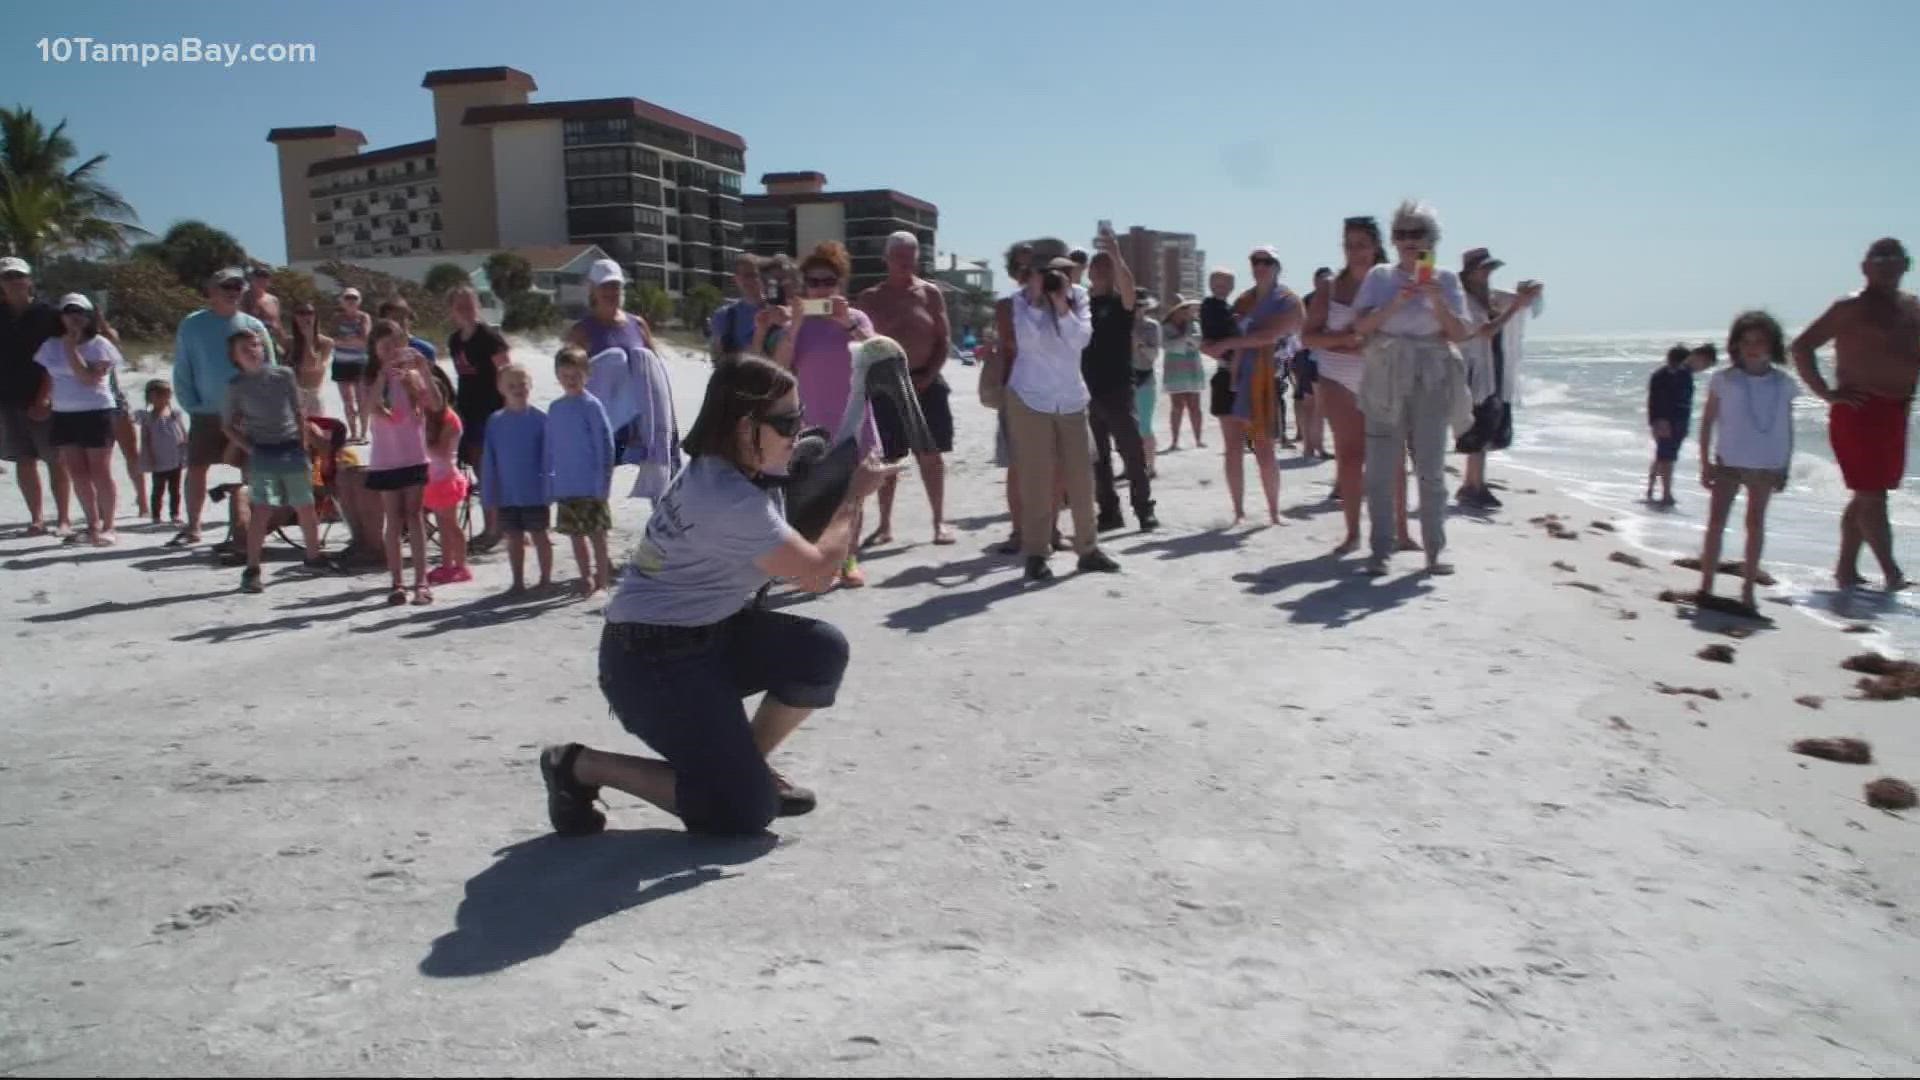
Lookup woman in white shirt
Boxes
[34,294,125,545]
[1351,200,1476,577]
[1695,311,1797,613]
[1003,238,1122,582]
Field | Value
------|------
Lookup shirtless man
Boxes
[240,265,288,357]
[856,231,956,546]
[1791,237,1918,591]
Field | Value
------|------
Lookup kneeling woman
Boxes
[540,357,893,837]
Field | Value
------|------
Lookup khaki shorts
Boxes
[188,413,249,469]
[1713,462,1787,492]
[0,403,55,463]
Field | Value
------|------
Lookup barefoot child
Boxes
[547,346,616,598]
[481,364,554,593]
[221,329,329,592]
[1646,343,1715,506]
[365,320,437,605]
[1697,312,1796,613]
[423,366,472,586]
[135,378,188,525]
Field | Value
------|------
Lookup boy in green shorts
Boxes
[221,328,332,592]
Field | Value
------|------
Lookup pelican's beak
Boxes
[857,336,937,460]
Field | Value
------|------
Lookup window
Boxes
[635,207,664,234]
[566,176,663,207]
[366,168,375,181]
[426,157,435,170]
[564,117,632,146]
[406,161,416,174]
[634,236,667,264]
[408,211,418,224]
[407,186,416,197]
[634,264,667,288]
[411,237,421,250]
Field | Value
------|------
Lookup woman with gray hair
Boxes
[1351,200,1476,576]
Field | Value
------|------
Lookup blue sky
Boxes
[11,0,1918,333]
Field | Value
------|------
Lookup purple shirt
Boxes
[791,312,878,454]
[573,312,651,357]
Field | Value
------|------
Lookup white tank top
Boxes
[1316,299,1366,392]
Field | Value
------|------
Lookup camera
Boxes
[761,277,787,307]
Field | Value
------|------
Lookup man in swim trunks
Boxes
[1791,237,1918,591]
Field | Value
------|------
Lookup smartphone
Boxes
[1417,251,1436,284]
[1097,219,1114,237]
[800,298,834,317]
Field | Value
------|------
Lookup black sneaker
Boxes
[997,532,1022,555]
[772,770,816,817]
[1095,511,1126,533]
[539,744,606,836]
[240,567,264,594]
[1136,504,1159,531]
[1478,488,1504,509]
[300,554,344,574]
[1024,556,1055,582]
[1077,549,1121,574]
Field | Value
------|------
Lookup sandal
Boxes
[386,586,408,606]
[165,530,200,548]
[412,585,434,606]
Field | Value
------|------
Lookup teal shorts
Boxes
[1134,375,1157,437]
[248,441,314,508]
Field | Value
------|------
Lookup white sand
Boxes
[2,340,1917,1076]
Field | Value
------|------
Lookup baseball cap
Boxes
[0,256,29,277]
[1249,245,1281,263]
[249,265,273,279]
[57,293,94,313]
[1461,248,1505,274]
[212,266,246,287]
[587,258,627,288]
[341,286,362,300]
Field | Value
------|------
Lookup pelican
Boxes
[780,335,935,541]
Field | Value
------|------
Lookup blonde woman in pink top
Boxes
[365,318,440,606]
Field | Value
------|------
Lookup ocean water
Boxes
[1506,333,1917,655]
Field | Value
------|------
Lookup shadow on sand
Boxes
[419,829,778,977]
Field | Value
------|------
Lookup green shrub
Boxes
[628,283,674,328]
[423,262,471,297]
[315,260,449,343]
[484,252,533,297]
[681,283,724,332]
[502,291,558,333]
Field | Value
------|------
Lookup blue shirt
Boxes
[1648,364,1694,428]
[708,299,761,355]
[480,405,549,508]
[172,309,278,416]
[409,336,437,362]
[545,392,614,500]
[1353,265,1469,337]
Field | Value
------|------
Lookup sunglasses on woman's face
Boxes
[1250,257,1277,268]
[803,275,839,288]
[1391,229,1428,242]
[761,404,807,438]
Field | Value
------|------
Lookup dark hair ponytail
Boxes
[682,356,798,465]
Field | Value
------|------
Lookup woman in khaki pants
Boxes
[1003,240,1122,583]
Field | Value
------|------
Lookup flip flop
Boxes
[412,585,434,606]
[932,526,957,546]
[24,523,49,537]
[387,587,408,606]
[165,530,199,548]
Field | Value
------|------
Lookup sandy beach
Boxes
[2,341,1917,1077]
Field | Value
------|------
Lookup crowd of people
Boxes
[1,221,1912,842]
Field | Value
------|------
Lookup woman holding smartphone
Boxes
[764,241,878,586]
[1350,200,1475,577]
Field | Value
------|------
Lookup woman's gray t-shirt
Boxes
[604,455,796,628]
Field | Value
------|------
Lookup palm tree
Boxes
[0,107,146,260]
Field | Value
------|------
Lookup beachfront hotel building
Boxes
[267,67,746,299]
[742,172,938,295]
[1113,226,1204,305]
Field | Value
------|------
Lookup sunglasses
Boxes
[61,307,89,316]
[803,275,839,288]
[1867,253,1909,264]
[761,404,807,437]
[218,281,245,291]
[1250,257,1277,267]
[1391,229,1429,241]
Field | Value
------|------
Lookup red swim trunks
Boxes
[1828,395,1912,491]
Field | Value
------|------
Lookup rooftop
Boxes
[267,125,368,145]
[421,66,538,92]
[308,139,438,177]
[743,188,938,216]
[463,97,745,151]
